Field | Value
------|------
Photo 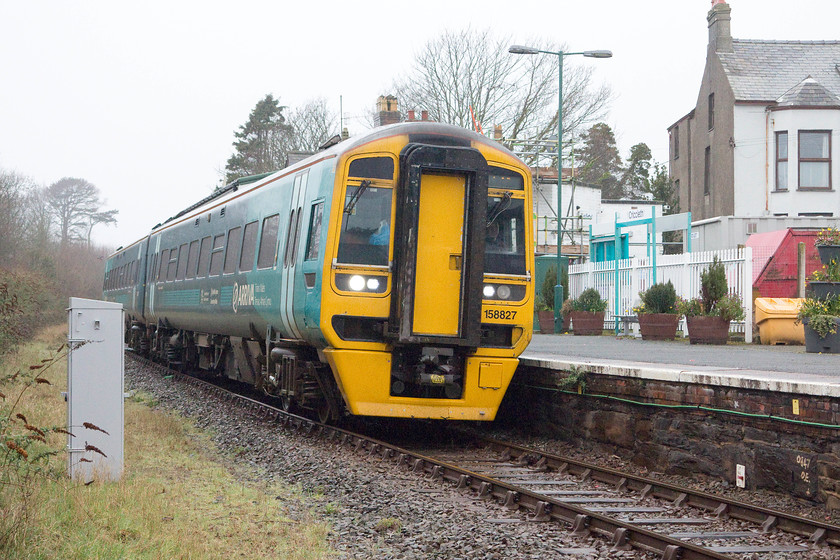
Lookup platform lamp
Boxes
[509,45,612,332]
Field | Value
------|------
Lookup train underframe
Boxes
[128,320,516,423]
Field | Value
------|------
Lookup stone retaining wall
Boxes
[500,366,840,510]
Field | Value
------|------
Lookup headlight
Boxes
[482,283,526,301]
[348,275,366,291]
[335,273,388,293]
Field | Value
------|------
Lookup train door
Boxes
[390,144,488,346]
[280,170,309,338]
[412,173,465,336]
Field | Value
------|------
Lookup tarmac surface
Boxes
[523,333,840,377]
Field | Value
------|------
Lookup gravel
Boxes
[127,358,839,559]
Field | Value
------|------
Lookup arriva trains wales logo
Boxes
[232,282,270,313]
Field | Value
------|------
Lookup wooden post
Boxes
[797,242,806,298]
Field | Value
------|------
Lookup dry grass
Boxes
[1,326,334,559]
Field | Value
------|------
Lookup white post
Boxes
[743,246,753,343]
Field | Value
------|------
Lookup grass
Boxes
[1,325,334,559]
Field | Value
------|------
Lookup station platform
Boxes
[521,334,840,398]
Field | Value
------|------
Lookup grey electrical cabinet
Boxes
[67,297,125,482]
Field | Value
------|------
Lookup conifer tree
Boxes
[225,94,293,183]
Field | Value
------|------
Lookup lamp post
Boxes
[509,45,612,332]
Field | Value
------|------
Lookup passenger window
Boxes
[157,250,169,281]
[209,234,225,276]
[176,244,189,280]
[147,254,156,282]
[223,227,242,274]
[197,236,212,277]
[185,240,200,279]
[305,202,324,261]
[167,249,178,281]
[291,208,303,267]
[239,221,259,271]
[257,214,280,269]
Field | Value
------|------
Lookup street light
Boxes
[509,44,612,332]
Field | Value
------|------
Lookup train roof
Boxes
[108,122,524,259]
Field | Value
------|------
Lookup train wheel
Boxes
[316,399,333,424]
[280,394,294,413]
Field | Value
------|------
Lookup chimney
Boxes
[407,110,416,121]
[707,1,733,53]
[421,110,429,121]
[374,95,402,127]
[493,125,503,140]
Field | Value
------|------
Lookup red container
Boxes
[748,229,823,298]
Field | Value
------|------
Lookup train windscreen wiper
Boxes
[487,191,512,226]
[344,180,371,215]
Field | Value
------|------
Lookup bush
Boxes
[700,256,728,313]
[638,281,677,314]
[0,269,61,355]
[540,266,557,311]
[572,288,608,312]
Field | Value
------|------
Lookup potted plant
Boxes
[569,287,608,336]
[797,295,840,353]
[679,257,745,344]
[807,259,840,300]
[535,266,557,333]
[635,281,680,340]
[815,227,840,265]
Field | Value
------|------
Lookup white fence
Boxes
[568,247,753,342]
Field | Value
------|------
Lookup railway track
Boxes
[130,353,840,559]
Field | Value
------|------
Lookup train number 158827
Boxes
[484,309,517,321]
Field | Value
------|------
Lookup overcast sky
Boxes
[2,0,838,247]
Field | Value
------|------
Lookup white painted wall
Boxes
[734,104,840,218]
[533,182,600,248]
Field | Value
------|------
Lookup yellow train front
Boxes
[320,122,534,420]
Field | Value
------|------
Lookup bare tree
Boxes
[288,98,338,152]
[44,177,117,246]
[393,29,612,162]
[0,169,33,264]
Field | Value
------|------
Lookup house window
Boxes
[775,131,788,191]
[704,147,711,195]
[708,93,715,130]
[799,130,831,189]
[673,127,679,159]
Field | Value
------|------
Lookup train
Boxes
[104,121,534,422]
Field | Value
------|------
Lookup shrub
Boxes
[700,256,727,313]
[540,266,557,311]
[638,281,677,314]
[572,288,608,312]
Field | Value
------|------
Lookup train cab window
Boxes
[157,249,169,281]
[197,236,212,277]
[305,202,324,261]
[176,244,189,280]
[209,234,225,276]
[167,249,178,281]
[185,240,200,279]
[337,184,392,266]
[485,169,527,276]
[348,157,394,180]
[223,227,242,274]
[239,221,259,272]
[257,214,280,269]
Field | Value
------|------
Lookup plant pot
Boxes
[537,310,554,334]
[817,245,840,266]
[637,313,680,341]
[803,317,840,353]
[570,311,605,336]
[808,281,840,300]
[686,315,730,345]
